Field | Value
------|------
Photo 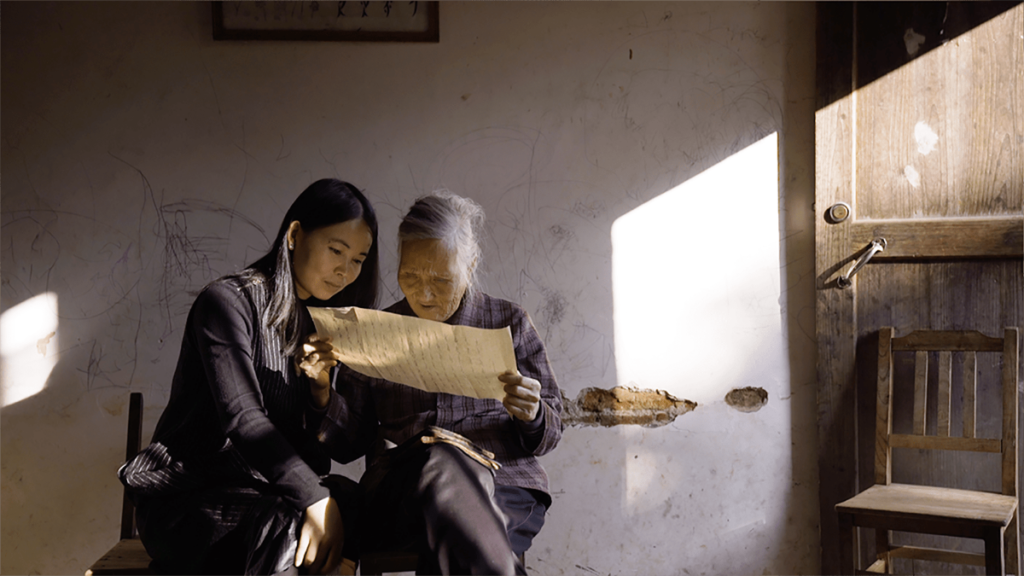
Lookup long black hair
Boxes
[245,178,379,354]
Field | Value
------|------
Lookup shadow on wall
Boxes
[1,350,135,575]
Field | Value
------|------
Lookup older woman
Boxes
[307,190,563,575]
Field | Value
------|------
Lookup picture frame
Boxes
[212,1,439,42]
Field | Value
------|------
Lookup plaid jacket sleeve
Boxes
[509,304,563,456]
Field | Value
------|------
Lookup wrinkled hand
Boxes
[295,496,345,575]
[299,335,340,408]
[499,370,542,422]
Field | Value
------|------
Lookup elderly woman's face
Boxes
[398,238,468,322]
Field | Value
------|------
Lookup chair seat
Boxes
[85,538,153,575]
[359,549,421,575]
[837,483,1018,527]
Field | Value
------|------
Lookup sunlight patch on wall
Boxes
[1,293,59,408]
[611,133,785,406]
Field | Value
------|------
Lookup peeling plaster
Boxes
[914,121,938,155]
[904,165,921,188]
[724,386,768,413]
[35,331,56,356]
[562,386,697,427]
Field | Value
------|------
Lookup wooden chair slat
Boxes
[120,393,143,541]
[912,351,928,436]
[1000,328,1018,497]
[889,434,1001,453]
[963,351,977,439]
[937,351,952,437]
[887,544,986,566]
[892,330,1004,352]
[1001,329,1020,574]
[875,327,894,486]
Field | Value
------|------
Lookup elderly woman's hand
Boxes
[299,335,340,409]
[498,370,542,421]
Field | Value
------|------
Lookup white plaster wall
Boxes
[0,2,819,574]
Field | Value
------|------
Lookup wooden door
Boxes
[815,3,1023,574]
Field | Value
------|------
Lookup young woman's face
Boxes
[288,218,373,301]
[397,238,469,322]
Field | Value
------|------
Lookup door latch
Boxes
[837,238,887,288]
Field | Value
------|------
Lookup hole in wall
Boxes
[724,386,768,413]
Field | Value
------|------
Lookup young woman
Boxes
[119,179,379,575]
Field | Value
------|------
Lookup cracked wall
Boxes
[562,386,697,427]
[0,3,820,575]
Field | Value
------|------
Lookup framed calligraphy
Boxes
[212,1,439,42]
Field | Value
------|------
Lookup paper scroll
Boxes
[307,307,516,400]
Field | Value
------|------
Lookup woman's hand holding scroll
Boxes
[499,370,542,421]
[299,335,341,409]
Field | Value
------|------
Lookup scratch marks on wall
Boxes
[430,127,617,388]
[2,155,269,393]
[563,385,697,427]
[569,199,604,221]
[157,198,267,324]
[539,288,567,326]
[545,224,575,262]
[583,16,784,205]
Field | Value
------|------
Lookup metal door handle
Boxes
[837,238,886,288]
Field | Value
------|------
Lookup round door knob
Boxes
[827,202,851,223]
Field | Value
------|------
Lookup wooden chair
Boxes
[835,328,1020,575]
[85,392,154,575]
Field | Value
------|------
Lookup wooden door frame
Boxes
[815,4,858,574]
[815,3,1024,573]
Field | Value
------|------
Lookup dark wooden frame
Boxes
[212,1,439,42]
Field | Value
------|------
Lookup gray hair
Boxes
[398,189,485,298]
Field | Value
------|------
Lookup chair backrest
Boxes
[120,392,144,540]
[875,327,1018,499]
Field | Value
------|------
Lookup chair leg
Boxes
[1005,512,1019,576]
[983,526,1004,576]
[875,528,891,574]
[838,513,855,575]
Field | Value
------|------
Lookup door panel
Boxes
[815,3,1024,574]
[856,8,1022,220]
